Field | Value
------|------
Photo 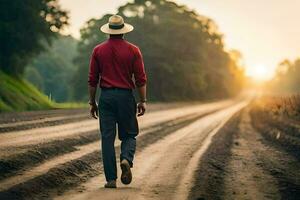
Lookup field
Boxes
[0,96,299,200]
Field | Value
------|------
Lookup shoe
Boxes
[104,180,117,188]
[120,159,132,185]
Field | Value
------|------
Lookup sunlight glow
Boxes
[245,64,275,81]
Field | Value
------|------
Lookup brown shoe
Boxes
[120,159,132,185]
[104,180,117,188]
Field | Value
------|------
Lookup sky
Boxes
[59,0,300,80]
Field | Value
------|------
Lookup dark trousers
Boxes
[98,89,139,181]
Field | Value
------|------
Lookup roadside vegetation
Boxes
[0,71,53,112]
[24,36,78,102]
[267,59,300,93]
[0,71,86,113]
[252,95,300,121]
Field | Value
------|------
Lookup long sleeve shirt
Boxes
[88,38,147,89]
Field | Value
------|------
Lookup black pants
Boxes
[98,89,138,181]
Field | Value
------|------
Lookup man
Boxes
[88,15,147,188]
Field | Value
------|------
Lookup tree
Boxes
[24,66,44,91]
[270,58,300,93]
[24,36,78,102]
[72,17,108,101]
[0,0,69,75]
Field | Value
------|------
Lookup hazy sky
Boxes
[59,0,300,79]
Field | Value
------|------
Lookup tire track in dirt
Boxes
[0,112,203,191]
[0,108,88,124]
[188,110,242,200]
[0,100,233,149]
[0,131,99,180]
[0,119,97,148]
[0,103,189,125]
[223,109,280,200]
[188,108,280,200]
[0,100,234,175]
[0,102,227,182]
[0,103,191,133]
[0,114,90,133]
[0,100,236,199]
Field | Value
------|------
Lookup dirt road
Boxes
[0,99,249,199]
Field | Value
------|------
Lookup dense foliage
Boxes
[25,36,78,102]
[72,0,244,101]
[269,59,300,93]
[0,0,68,75]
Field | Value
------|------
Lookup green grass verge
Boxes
[52,102,88,109]
[0,71,86,113]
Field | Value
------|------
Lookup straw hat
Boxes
[100,15,134,35]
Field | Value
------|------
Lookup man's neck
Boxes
[109,34,124,39]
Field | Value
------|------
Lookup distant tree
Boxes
[227,50,245,95]
[270,58,300,93]
[25,36,78,102]
[276,59,292,76]
[24,66,44,91]
[73,0,244,101]
[72,17,108,100]
[0,0,68,75]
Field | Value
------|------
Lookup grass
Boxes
[253,94,300,121]
[0,71,86,113]
[52,102,88,109]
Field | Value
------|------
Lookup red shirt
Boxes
[88,38,147,89]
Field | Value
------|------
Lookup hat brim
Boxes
[100,23,134,34]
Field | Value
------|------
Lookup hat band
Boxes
[109,23,124,30]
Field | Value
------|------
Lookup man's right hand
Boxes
[89,103,98,119]
[137,102,146,116]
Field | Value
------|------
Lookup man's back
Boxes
[89,38,146,89]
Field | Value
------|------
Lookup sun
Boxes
[245,64,274,81]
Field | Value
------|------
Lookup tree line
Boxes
[1,0,245,102]
[24,36,78,102]
[72,0,244,101]
[267,59,300,93]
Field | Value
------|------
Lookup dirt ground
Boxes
[189,105,300,200]
[1,98,299,200]
[0,100,236,199]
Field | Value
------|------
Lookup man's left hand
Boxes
[89,103,98,119]
[137,102,146,116]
